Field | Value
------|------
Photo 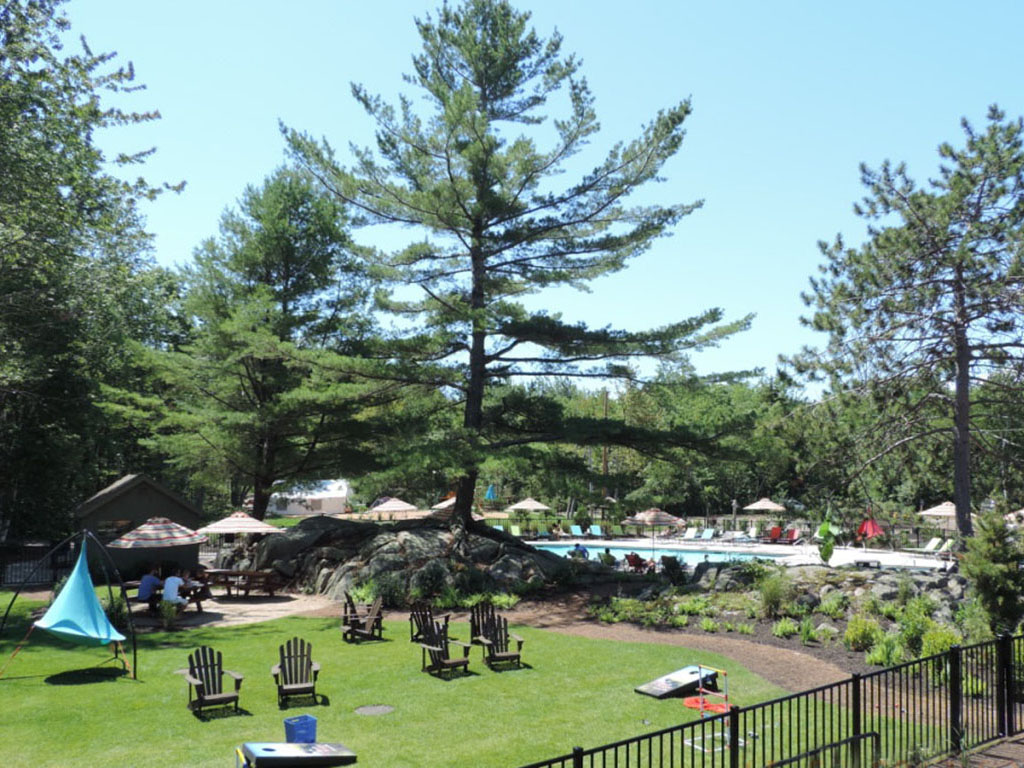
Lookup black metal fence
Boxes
[0,545,75,587]
[516,634,1023,768]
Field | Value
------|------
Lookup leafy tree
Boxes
[793,107,1024,538]
[288,0,748,531]
[0,0,167,537]
[961,509,1024,634]
[129,168,404,519]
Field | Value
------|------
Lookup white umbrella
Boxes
[107,517,207,548]
[743,498,786,512]
[431,497,457,510]
[506,497,551,512]
[196,511,283,535]
[370,497,418,514]
[918,501,958,533]
[621,508,683,558]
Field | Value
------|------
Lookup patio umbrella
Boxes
[370,497,418,514]
[621,508,683,558]
[431,496,457,510]
[506,497,551,512]
[106,517,207,548]
[196,511,283,535]
[743,498,787,512]
[918,501,958,533]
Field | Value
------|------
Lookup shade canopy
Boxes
[370,497,418,514]
[106,517,207,548]
[506,497,550,512]
[622,508,682,527]
[196,511,283,535]
[743,497,786,512]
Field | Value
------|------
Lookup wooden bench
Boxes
[207,570,284,597]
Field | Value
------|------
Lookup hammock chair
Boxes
[1,531,138,679]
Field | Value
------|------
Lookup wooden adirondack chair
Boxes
[184,646,243,715]
[271,637,321,708]
[478,614,524,670]
[409,602,450,643]
[469,601,496,643]
[342,592,374,630]
[342,596,384,643]
[418,620,471,678]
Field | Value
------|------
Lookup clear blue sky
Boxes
[66,1,1024,382]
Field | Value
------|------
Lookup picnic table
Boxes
[204,569,284,597]
[125,580,208,613]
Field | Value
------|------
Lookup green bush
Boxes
[799,617,818,645]
[897,600,936,657]
[737,623,755,635]
[700,617,718,633]
[102,594,129,632]
[489,592,521,610]
[818,591,849,620]
[372,571,408,607]
[896,572,915,606]
[772,617,799,638]
[956,600,995,643]
[669,614,689,628]
[920,625,961,658]
[844,614,884,651]
[866,632,905,666]
[759,574,794,619]
[860,594,883,616]
[677,595,714,616]
[433,585,463,609]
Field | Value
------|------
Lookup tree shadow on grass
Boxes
[45,665,129,686]
[193,706,253,722]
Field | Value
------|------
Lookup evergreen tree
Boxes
[793,107,1024,538]
[961,509,1024,634]
[288,0,748,531]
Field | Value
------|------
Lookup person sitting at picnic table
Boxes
[188,566,213,601]
[570,542,589,560]
[162,569,189,609]
[136,565,162,609]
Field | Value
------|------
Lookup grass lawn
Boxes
[0,594,787,767]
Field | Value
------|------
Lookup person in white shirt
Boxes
[162,569,189,607]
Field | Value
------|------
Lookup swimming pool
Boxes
[534,543,778,568]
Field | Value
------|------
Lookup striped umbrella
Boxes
[196,511,283,535]
[106,517,207,548]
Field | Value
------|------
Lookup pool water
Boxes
[535,543,777,568]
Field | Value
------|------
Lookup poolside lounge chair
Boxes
[611,524,625,538]
[778,528,803,545]
[491,524,504,533]
[478,614,524,670]
[700,528,716,541]
[342,596,384,643]
[509,524,522,537]
[184,646,243,715]
[570,524,585,537]
[761,526,783,544]
[909,537,942,553]
[409,602,450,643]
[682,527,700,540]
[419,620,472,679]
[469,601,497,642]
[589,524,603,538]
[271,637,320,708]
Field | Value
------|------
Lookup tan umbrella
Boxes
[370,497,418,514]
[196,511,283,535]
[431,497,457,510]
[107,517,207,548]
[743,498,786,512]
[918,501,958,533]
[506,497,551,512]
[621,508,683,558]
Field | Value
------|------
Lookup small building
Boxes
[75,474,202,577]
[269,479,349,517]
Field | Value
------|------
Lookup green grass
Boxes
[0,594,786,768]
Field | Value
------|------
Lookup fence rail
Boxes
[516,635,1023,768]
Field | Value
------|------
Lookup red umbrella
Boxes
[107,517,207,548]
[857,518,883,539]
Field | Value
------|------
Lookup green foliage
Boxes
[488,592,521,610]
[158,600,179,630]
[896,605,935,659]
[844,614,884,651]
[866,632,905,667]
[956,599,995,643]
[758,573,794,619]
[772,617,799,638]
[102,593,129,633]
[433,585,463,610]
[920,625,961,658]
[669,614,689,629]
[818,591,849,620]
[799,617,818,646]
[961,509,1024,634]
[677,595,714,616]
[700,617,719,633]
[896,573,915,606]
[737,623,755,635]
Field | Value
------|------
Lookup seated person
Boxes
[162,569,189,609]
[136,566,162,610]
[598,547,617,567]
[570,542,589,560]
[188,566,213,601]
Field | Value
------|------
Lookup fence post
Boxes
[851,674,862,767]
[949,644,963,753]
[998,634,1011,737]
[729,705,740,768]
[572,746,584,768]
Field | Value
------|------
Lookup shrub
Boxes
[799,617,818,645]
[818,625,839,646]
[920,625,961,658]
[866,632,904,666]
[489,592,521,610]
[158,600,179,630]
[410,559,452,597]
[677,595,713,616]
[956,600,994,643]
[669,614,689,628]
[860,594,883,617]
[433,585,463,610]
[737,623,755,635]
[372,571,408,607]
[896,572,915,606]
[897,601,936,658]
[772,617,799,638]
[844,614,884,651]
[759,574,794,619]
[102,594,129,632]
[349,581,375,604]
[961,508,1024,634]
[818,591,849,620]
[700,617,718,633]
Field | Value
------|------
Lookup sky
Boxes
[65,0,1024,383]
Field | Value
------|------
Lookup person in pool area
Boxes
[598,547,617,567]
[571,542,589,559]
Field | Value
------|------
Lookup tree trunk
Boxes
[456,235,488,531]
[952,268,974,539]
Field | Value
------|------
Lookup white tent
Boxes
[371,497,418,514]
[269,479,349,517]
[506,497,551,512]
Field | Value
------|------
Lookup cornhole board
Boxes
[236,743,357,767]
[635,665,718,699]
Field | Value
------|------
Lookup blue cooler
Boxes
[284,714,317,743]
